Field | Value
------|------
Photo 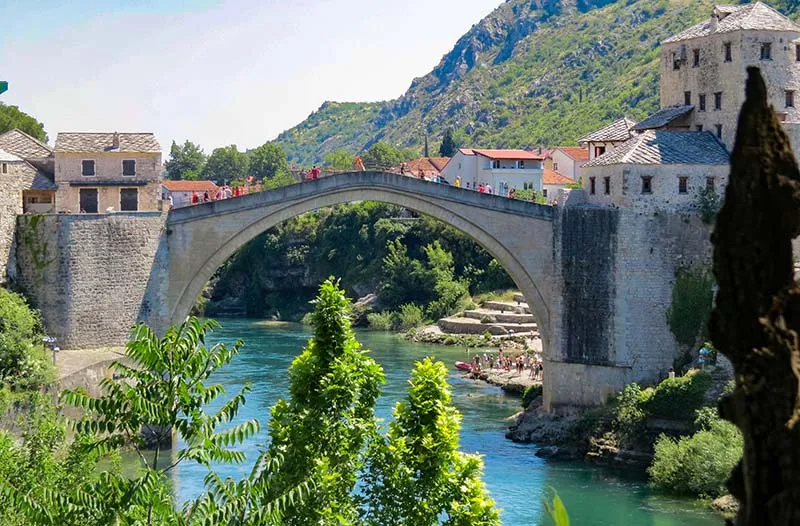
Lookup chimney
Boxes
[710,12,719,33]
[112,132,120,149]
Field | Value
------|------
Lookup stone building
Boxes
[659,2,800,153]
[581,130,730,211]
[54,132,162,213]
[578,118,636,161]
[0,129,57,214]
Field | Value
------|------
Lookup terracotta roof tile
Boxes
[584,130,729,167]
[555,147,590,162]
[55,132,161,153]
[543,168,575,186]
[162,180,219,193]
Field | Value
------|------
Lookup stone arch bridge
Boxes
[14,172,714,410]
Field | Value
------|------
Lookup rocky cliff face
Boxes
[275,0,798,165]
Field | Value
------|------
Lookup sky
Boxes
[0,0,501,151]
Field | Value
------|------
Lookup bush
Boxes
[397,304,425,331]
[649,410,742,497]
[521,384,542,407]
[0,288,54,390]
[643,370,713,420]
[693,185,721,225]
[480,315,497,324]
[611,383,650,445]
[367,311,396,331]
[666,268,714,351]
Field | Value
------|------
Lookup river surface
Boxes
[168,319,719,525]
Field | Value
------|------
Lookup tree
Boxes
[362,142,410,170]
[710,67,800,525]
[164,140,206,181]
[1,318,309,525]
[324,149,354,171]
[261,278,384,524]
[363,357,500,525]
[0,288,54,390]
[203,145,249,183]
[250,143,289,180]
[0,103,46,142]
[439,128,457,157]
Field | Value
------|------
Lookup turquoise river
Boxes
[167,319,720,525]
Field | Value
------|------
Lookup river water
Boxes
[168,319,719,525]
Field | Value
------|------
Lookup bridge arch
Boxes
[164,172,555,350]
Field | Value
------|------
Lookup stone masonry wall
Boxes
[546,197,714,410]
[1,160,44,283]
[13,213,168,349]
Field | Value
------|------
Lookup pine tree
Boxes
[439,129,457,157]
[711,67,800,525]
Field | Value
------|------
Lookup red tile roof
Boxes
[470,149,545,160]
[543,168,575,186]
[458,148,476,156]
[556,147,590,162]
[403,157,450,176]
[162,180,219,193]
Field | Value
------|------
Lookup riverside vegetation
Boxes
[0,279,500,525]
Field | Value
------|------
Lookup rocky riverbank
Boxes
[464,368,540,395]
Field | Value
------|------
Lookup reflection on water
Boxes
[154,319,719,525]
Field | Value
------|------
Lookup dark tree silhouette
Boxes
[711,67,800,525]
[439,129,457,157]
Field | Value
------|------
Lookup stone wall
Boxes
[13,213,168,349]
[546,195,715,410]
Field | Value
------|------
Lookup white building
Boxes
[545,146,589,181]
[542,168,576,201]
[440,148,544,193]
[162,180,220,208]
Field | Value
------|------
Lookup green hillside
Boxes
[274,0,799,165]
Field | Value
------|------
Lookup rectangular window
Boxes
[761,42,772,61]
[519,160,525,169]
[706,177,716,192]
[589,177,596,195]
[122,160,136,176]
[1,163,6,174]
[120,188,138,211]
[594,145,606,157]
[797,44,800,62]
[672,52,681,70]
[542,189,548,198]
[714,92,722,110]
[699,94,706,111]
[492,160,500,169]
[724,42,732,62]
[553,162,559,171]
[787,90,795,108]
[696,125,704,131]
[684,91,692,106]
[603,176,611,195]
[81,160,95,176]
[678,176,688,194]
[79,188,98,214]
[716,124,723,139]
[693,48,700,67]
[641,176,653,195]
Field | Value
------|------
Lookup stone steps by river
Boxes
[481,300,531,314]
[438,294,539,336]
[463,308,535,324]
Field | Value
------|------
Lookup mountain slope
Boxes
[275,0,797,165]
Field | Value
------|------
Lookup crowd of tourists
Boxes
[470,348,544,381]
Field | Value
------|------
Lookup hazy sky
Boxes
[0,0,500,151]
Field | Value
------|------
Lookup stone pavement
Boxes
[55,348,128,396]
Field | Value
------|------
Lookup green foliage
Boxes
[666,268,715,350]
[397,303,425,331]
[367,311,395,331]
[0,288,54,390]
[649,409,742,497]
[439,128,458,157]
[543,488,570,526]
[165,140,206,181]
[250,142,289,180]
[262,169,296,190]
[363,357,500,525]
[0,102,47,142]
[642,370,712,420]
[610,383,650,445]
[361,142,414,170]
[694,185,721,224]
[522,384,543,407]
[203,144,250,183]
[324,149,355,171]
[264,279,385,524]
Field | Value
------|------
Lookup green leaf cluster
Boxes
[0,288,54,390]
[0,102,47,142]
[203,145,250,184]
[165,140,207,181]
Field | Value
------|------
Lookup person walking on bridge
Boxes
[354,155,365,172]
[455,176,461,188]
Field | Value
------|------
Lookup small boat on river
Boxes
[454,361,472,372]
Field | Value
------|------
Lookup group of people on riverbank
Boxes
[471,349,544,380]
